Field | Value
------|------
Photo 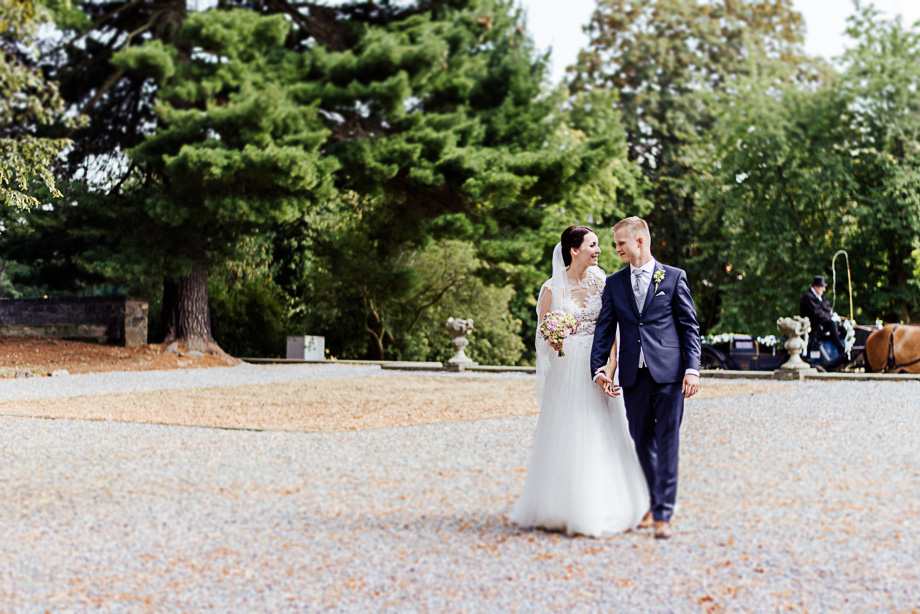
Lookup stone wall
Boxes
[0,297,148,347]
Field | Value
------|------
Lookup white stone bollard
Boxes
[286,336,325,360]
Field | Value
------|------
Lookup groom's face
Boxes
[614,228,642,265]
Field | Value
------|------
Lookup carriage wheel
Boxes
[700,346,729,370]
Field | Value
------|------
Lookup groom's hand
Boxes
[594,372,611,389]
[682,373,700,399]
[594,369,620,398]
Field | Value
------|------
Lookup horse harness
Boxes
[885,324,920,371]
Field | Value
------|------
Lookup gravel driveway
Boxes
[0,366,917,611]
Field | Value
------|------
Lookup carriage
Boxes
[699,251,920,373]
[699,325,878,373]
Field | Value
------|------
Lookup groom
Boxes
[591,217,701,540]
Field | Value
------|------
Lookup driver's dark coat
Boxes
[799,289,834,334]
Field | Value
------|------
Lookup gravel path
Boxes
[0,369,917,611]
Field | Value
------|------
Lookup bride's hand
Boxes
[550,340,563,352]
[595,364,620,398]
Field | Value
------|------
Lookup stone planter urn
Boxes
[445,317,476,370]
[774,316,817,379]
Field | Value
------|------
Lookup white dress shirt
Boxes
[630,259,657,367]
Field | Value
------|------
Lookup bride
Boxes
[510,226,649,537]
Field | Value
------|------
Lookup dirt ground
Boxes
[0,337,792,431]
[0,337,791,431]
[3,376,788,432]
[0,336,233,378]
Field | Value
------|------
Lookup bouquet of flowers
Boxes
[539,311,578,357]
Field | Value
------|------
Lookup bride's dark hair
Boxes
[561,226,595,267]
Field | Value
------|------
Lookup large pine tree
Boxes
[20,0,634,356]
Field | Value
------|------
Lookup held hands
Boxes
[682,373,700,399]
[594,363,621,398]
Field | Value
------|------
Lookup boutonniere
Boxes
[653,269,665,293]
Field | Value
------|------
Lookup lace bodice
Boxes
[538,273,605,337]
[565,276,604,336]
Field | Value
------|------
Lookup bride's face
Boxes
[571,232,600,268]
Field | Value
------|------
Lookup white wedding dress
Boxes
[510,264,649,537]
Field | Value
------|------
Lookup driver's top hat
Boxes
[812,275,827,287]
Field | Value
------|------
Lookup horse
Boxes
[864,324,920,374]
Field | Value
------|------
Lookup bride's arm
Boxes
[592,273,620,396]
[537,288,563,352]
[595,341,618,380]
[537,286,552,320]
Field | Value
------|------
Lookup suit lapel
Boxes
[642,262,662,314]
[620,269,639,317]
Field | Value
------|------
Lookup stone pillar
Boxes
[124,299,149,348]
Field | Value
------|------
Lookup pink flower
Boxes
[538,311,579,357]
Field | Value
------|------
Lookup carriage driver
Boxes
[799,275,847,360]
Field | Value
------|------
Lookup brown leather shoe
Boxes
[637,511,654,530]
[654,520,672,539]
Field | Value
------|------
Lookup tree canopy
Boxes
[0,0,85,208]
[2,0,920,361]
[2,0,637,361]
[572,0,816,329]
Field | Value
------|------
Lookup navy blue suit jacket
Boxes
[590,262,701,387]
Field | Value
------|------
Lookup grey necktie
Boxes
[633,269,646,312]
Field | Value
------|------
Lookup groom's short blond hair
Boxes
[612,216,650,241]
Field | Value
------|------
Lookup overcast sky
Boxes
[521,0,920,83]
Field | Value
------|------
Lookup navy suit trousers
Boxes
[623,368,684,523]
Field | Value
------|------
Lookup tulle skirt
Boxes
[511,334,650,537]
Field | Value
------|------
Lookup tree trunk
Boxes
[161,267,229,356]
[363,295,386,360]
